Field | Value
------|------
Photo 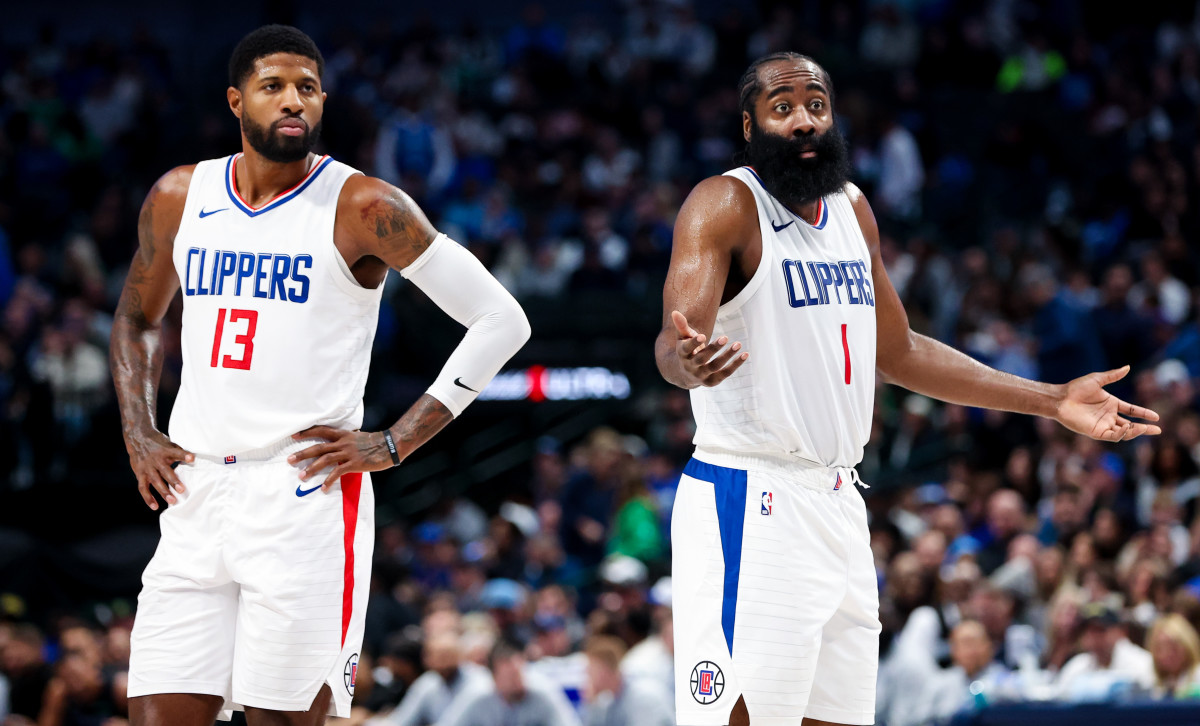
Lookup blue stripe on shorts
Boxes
[683,458,748,657]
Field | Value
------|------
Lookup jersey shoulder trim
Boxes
[224,153,334,218]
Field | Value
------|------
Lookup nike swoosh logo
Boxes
[199,207,228,218]
[295,484,322,497]
[772,220,795,232]
[454,377,478,393]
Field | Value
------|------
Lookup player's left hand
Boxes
[288,426,397,491]
[1055,365,1162,442]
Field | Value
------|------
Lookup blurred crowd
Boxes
[4,0,1200,724]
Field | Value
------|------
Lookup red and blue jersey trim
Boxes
[225,153,333,217]
[743,166,828,230]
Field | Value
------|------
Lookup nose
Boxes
[791,110,816,137]
[279,84,302,114]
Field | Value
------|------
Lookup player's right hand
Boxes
[671,310,748,387]
[126,429,194,510]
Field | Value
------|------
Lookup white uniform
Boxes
[673,167,881,726]
[129,153,379,719]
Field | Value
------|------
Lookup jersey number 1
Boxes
[211,308,258,370]
[841,323,851,385]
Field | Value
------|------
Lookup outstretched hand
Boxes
[1055,365,1162,442]
[670,310,749,388]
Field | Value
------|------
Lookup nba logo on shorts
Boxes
[834,473,842,490]
[761,491,772,515]
[690,661,725,704]
[224,455,237,465]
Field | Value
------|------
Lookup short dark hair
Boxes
[228,25,324,89]
[737,52,834,115]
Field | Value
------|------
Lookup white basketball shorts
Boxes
[127,436,373,719]
[672,449,880,726]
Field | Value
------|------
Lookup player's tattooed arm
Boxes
[111,166,195,510]
[852,184,1161,442]
[289,394,455,490]
[337,175,439,273]
[657,176,756,389]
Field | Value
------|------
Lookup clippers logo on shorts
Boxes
[761,491,773,515]
[834,473,842,490]
[344,653,358,695]
[224,455,237,465]
[690,661,725,705]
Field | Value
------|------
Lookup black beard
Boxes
[744,119,851,207]
[242,113,322,163]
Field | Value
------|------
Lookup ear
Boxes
[742,110,752,143]
[227,86,242,119]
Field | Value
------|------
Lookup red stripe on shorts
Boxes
[341,473,363,647]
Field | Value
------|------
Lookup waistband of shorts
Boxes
[194,435,321,465]
[692,447,868,491]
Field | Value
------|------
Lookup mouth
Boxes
[275,118,307,137]
[799,148,818,159]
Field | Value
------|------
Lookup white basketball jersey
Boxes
[690,167,877,468]
[168,153,382,456]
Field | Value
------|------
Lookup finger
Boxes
[323,464,350,491]
[158,457,187,493]
[1123,423,1163,440]
[1095,365,1130,386]
[288,442,339,465]
[137,477,158,510]
[705,352,750,386]
[690,337,729,366]
[1116,399,1161,422]
[169,446,195,465]
[701,340,742,373]
[671,310,697,340]
[148,468,177,506]
[300,452,345,481]
[292,425,345,442]
[679,332,708,358]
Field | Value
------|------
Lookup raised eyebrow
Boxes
[765,85,795,100]
[806,81,829,96]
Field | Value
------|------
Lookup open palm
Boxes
[1056,365,1162,442]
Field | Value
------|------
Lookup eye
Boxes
[264,83,278,91]
[775,102,790,113]
[810,99,825,111]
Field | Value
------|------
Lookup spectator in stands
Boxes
[1055,602,1156,701]
[377,631,491,726]
[582,635,672,726]
[443,640,580,726]
[1147,614,1200,698]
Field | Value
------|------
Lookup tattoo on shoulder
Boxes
[360,191,436,261]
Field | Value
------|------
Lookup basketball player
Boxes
[656,52,1161,726]
[110,26,530,726]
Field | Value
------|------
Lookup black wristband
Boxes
[382,430,400,466]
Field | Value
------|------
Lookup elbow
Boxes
[509,301,532,349]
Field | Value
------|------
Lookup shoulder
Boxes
[146,164,196,209]
[680,174,757,218]
[841,182,880,253]
[141,164,197,237]
[675,173,759,248]
[336,174,430,234]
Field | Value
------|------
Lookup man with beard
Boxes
[113,25,530,726]
[656,52,1161,726]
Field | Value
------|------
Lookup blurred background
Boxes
[2,0,1200,724]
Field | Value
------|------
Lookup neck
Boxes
[235,149,316,207]
[784,197,822,225]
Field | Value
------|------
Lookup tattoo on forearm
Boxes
[390,394,454,453]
